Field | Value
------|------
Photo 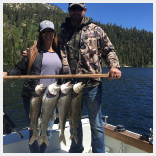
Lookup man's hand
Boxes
[21,48,29,58]
[108,68,121,81]
[3,72,7,82]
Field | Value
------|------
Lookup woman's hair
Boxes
[27,31,58,75]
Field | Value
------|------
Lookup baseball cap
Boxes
[39,20,55,32]
[69,3,85,9]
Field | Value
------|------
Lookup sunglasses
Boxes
[70,6,84,12]
[41,30,55,35]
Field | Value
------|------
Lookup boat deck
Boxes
[3,118,153,153]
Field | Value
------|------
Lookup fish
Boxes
[70,82,85,144]
[57,81,73,146]
[29,84,46,145]
[39,82,61,146]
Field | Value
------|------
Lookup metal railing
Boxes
[81,115,108,126]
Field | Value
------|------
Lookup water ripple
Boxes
[3,66,153,135]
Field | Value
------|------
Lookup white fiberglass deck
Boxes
[3,118,151,153]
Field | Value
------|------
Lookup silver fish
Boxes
[70,82,85,144]
[39,82,61,146]
[57,81,73,146]
[29,84,46,145]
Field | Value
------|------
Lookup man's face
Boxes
[68,5,87,23]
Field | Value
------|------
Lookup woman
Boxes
[3,20,62,153]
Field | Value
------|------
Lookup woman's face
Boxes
[41,28,55,43]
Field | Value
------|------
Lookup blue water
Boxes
[3,66,153,136]
[83,67,153,136]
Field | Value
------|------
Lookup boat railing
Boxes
[81,115,108,126]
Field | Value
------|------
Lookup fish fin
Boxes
[56,113,59,118]
[74,135,78,144]
[30,97,33,103]
[67,113,71,119]
[70,133,78,144]
[39,136,49,146]
[51,113,54,121]
[39,123,42,131]
[29,122,32,130]
[59,134,66,146]
[70,122,73,127]
[39,139,43,146]
[70,133,73,139]
[29,134,40,145]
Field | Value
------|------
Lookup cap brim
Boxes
[40,27,55,32]
[69,3,85,8]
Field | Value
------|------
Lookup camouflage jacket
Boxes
[58,17,120,83]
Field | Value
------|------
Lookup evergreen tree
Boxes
[3,3,153,67]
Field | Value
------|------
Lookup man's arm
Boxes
[99,29,121,80]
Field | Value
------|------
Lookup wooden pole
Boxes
[4,73,109,80]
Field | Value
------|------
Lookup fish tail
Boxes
[39,139,43,146]
[29,134,40,145]
[39,136,49,146]
[59,134,66,146]
[70,133,78,144]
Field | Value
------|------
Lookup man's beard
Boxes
[70,14,83,23]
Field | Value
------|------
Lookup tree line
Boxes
[3,3,153,67]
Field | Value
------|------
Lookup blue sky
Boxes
[53,3,153,32]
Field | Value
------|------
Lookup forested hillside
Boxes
[3,3,153,67]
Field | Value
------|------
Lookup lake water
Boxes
[3,65,153,136]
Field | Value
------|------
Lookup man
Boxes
[23,3,121,153]
[58,3,121,153]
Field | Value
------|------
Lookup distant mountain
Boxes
[3,3,153,67]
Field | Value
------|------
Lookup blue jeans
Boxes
[23,97,48,153]
[69,84,105,153]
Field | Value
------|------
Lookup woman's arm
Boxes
[4,53,29,76]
